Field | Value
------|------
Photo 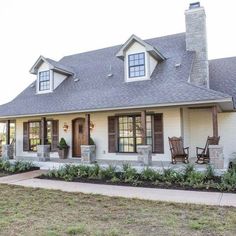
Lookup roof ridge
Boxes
[209,56,236,62]
[60,32,185,61]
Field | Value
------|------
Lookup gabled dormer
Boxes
[116,35,165,82]
[30,56,74,94]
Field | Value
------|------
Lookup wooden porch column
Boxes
[5,120,10,145]
[40,117,47,145]
[212,106,218,137]
[85,114,90,145]
[141,110,146,145]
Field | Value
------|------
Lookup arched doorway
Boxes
[72,118,86,157]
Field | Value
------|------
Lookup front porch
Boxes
[0,104,233,170]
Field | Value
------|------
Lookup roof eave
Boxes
[0,98,233,119]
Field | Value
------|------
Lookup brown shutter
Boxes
[108,116,118,153]
[153,114,164,153]
[51,120,59,151]
[23,122,29,151]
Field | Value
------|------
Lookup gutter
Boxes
[0,98,233,119]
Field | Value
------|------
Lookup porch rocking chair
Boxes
[168,137,189,164]
[196,136,220,164]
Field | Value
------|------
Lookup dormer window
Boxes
[128,53,145,78]
[39,71,50,91]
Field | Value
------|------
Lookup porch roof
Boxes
[0,33,233,118]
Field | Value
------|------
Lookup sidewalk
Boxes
[0,170,235,207]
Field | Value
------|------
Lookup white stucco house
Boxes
[0,3,235,167]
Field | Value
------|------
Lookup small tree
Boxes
[58,138,69,150]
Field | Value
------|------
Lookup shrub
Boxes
[77,165,90,178]
[0,160,34,173]
[58,138,69,150]
[87,164,100,179]
[162,168,183,183]
[205,164,215,180]
[140,167,159,182]
[184,171,205,187]
[122,164,138,183]
[218,170,236,191]
[183,163,195,179]
[98,165,116,180]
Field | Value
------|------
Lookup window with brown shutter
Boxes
[153,114,164,153]
[108,116,118,153]
[23,122,30,151]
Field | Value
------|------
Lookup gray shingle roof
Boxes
[0,33,232,118]
[209,57,236,108]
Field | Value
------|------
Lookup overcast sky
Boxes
[0,0,236,105]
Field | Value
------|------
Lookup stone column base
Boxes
[2,144,14,160]
[37,145,50,162]
[209,145,224,169]
[137,145,152,166]
[81,145,96,164]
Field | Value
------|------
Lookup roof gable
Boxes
[116,34,166,61]
[30,55,75,76]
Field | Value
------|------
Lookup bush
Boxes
[58,138,69,150]
[43,163,236,192]
[98,165,116,180]
[122,164,138,183]
[140,168,160,182]
[0,160,34,173]
[205,164,215,180]
[218,170,236,191]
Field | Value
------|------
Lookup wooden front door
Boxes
[72,118,86,157]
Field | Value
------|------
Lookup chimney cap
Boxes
[189,2,200,9]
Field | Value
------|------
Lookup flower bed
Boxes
[0,160,39,176]
[39,163,236,193]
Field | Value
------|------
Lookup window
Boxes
[128,53,145,78]
[29,121,41,151]
[28,121,53,151]
[39,70,50,91]
[118,115,152,153]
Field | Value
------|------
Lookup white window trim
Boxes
[36,70,54,94]
[125,51,151,83]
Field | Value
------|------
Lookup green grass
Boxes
[0,184,235,236]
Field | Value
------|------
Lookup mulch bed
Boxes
[0,167,40,177]
[38,175,236,194]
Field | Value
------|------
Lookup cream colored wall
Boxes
[218,112,236,160]
[15,107,181,161]
[185,108,236,161]
[188,108,212,157]
[53,72,67,89]
[124,41,158,82]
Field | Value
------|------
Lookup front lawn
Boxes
[0,184,236,236]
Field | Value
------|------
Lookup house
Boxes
[0,2,235,167]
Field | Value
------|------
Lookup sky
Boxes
[0,0,236,105]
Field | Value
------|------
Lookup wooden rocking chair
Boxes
[168,137,189,164]
[196,136,220,164]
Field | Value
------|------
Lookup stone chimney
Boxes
[185,2,209,88]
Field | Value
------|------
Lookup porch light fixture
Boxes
[90,121,95,131]
[63,123,69,132]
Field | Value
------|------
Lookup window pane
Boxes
[128,53,146,78]
[39,70,50,91]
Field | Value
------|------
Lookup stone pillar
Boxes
[209,145,224,169]
[2,144,14,160]
[37,145,50,161]
[81,145,96,164]
[137,145,152,166]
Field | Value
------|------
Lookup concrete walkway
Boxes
[0,170,235,207]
